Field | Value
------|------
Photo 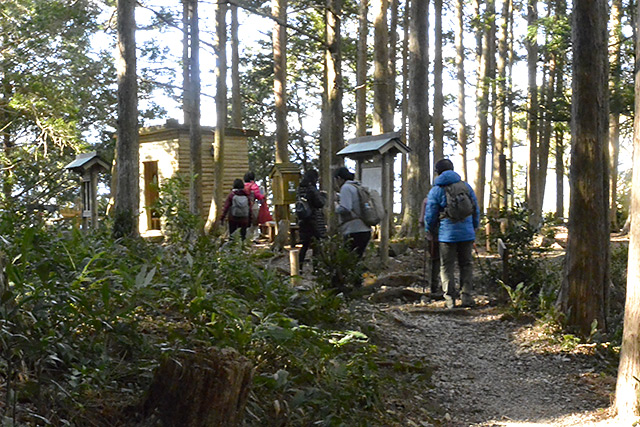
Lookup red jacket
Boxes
[244,181,264,202]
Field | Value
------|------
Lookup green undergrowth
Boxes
[0,212,397,426]
[477,206,628,373]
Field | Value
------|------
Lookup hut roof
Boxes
[139,120,259,140]
[337,132,411,159]
[65,151,110,173]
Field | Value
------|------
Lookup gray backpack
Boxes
[442,181,474,222]
[231,194,250,218]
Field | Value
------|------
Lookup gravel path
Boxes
[367,300,617,426]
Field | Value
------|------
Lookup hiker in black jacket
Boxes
[297,169,327,270]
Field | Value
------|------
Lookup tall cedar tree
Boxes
[615,0,640,418]
[557,0,609,337]
[113,0,140,238]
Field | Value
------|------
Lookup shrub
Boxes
[312,234,366,294]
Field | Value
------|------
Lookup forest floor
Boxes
[283,229,626,426]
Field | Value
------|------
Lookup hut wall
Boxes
[138,124,251,235]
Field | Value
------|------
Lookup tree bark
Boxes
[372,0,393,133]
[554,0,567,219]
[558,0,609,337]
[400,0,429,237]
[113,0,139,238]
[205,1,227,233]
[273,0,288,163]
[144,348,253,427]
[615,0,640,418]
[355,0,368,137]
[473,0,494,215]
[322,0,344,224]
[185,0,203,219]
[454,0,468,181]
[231,3,242,128]
[489,0,510,211]
[526,0,540,223]
[433,0,444,163]
[609,0,623,231]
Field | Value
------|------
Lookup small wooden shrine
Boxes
[138,119,258,235]
[65,151,110,230]
[269,162,301,223]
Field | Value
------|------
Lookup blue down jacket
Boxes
[424,170,480,243]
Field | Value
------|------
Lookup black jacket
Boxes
[297,182,327,238]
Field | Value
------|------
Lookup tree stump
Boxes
[143,347,253,427]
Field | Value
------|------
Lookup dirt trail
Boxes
[366,300,618,426]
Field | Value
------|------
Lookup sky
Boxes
[96,0,633,217]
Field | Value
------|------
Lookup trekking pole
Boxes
[422,235,428,294]
[473,243,487,277]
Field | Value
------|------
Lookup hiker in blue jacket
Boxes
[424,159,480,309]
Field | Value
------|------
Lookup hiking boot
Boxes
[460,295,475,308]
[444,296,455,309]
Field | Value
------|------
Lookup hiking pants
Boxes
[346,231,372,258]
[439,240,474,301]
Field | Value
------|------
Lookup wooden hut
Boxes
[138,119,258,235]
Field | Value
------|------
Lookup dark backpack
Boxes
[352,183,384,227]
[231,193,250,218]
[295,194,313,220]
[442,181,474,222]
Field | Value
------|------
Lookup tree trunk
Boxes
[322,0,344,223]
[489,0,510,212]
[355,0,368,137]
[609,0,623,231]
[473,0,493,215]
[554,0,567,219]
[433,0,444,163]
[537,17,554,218]
[558,0,609,337]
[400,0,429,237]
[185,0,203,219]
[231,3,242,128]
[454,0,468,181]
[273,0,288,163]
[400,0,409,217]
[113,0,139,238]
[206,1,227,233]
[526,0,540,224]
[372,0,393,133]
[144,348,253,427]
[615,1,640,416]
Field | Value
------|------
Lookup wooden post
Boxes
[497,238,509,285]
[380,152,392,265]
[90,169,99,229]
[289,248,300,285]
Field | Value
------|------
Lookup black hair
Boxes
[301,168,319,186]
[244,171,255,182]
[233,178,245,189]
[333,166,354,181]
[435,158,454,175]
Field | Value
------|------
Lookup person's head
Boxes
[435,158,454,175]
[243,171,255,183]
[333,166,355,188]
[301,168,319,185]
[233,178,244,190]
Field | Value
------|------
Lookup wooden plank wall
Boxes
[138,125,251,235]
